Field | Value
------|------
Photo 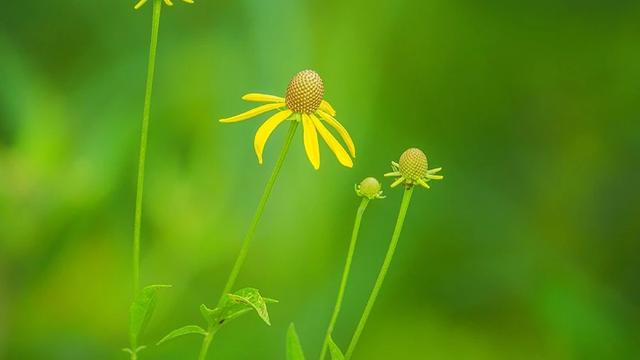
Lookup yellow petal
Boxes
[316,110,355,157]
[319,100,336,116]
[182,0,194,3]
[220,103,285,123]
[302,114,320,170]
[310,114,352,168]
[134,0,148,9]
[254,110,293,164]
[164,0,174,6]
[242,93,285,103]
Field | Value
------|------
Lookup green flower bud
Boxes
[384,147,443,189]
[355,177,385,199]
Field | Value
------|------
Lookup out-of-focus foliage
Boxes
[1,1,639,359]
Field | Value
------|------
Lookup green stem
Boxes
[319,198,370,360]
[133,0,162,296]
[196,120,299,360]
[345,186,414,360]
[198,326,219,360]
[129,2,162,358]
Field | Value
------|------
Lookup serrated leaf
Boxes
[222,288,273,326]
[129,284,171,347]
[328,336,345,360]
[286,323,305,360]
[156,325,207,345]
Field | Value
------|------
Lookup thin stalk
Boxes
[198,327,219,360]
[345,186,414,360]
[132,0,162,295]
[319,198,370,360]
[197,120,299,360]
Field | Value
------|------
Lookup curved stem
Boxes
[345,186,414,360]
[197,120,299,360]
[133,0,162,296]
[319,198,370,360]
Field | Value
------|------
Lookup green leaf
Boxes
[286,323,306,360]
[129,284,171,347]
[220,288,275,325]
[156,325,207,345]
[225,288,272,325]
[199,288,276,328]
[328,336,345,360]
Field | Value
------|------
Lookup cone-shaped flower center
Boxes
[399,148,428,180]
[285,70,325,114]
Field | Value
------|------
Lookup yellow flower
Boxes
[134,0,194,10]
[384,148,443,189]
[220,70,356,170]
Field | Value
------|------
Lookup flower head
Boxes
[220,70,355,170]
[135,0,194,10]
[384,148,443,189]
[355,177,385,200]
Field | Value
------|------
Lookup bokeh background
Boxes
[1,0,639,359]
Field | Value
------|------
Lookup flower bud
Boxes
[356,177,384,199]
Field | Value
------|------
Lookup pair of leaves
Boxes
[124,284,171,354]
[157,288,276,346]
[286,324,344,360]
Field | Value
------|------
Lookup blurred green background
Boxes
[1,0,639,359]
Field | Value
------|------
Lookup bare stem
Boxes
[197,120,299,360]
[130,0,162,357]
[133,0,162,295]
[319,197,370,360]
[345,186,414,359]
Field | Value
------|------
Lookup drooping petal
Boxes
[390,177,405,188]
[416,178,431,188]
[163,0,174,6]
[134,0,148,9]
[220,103,285,123]
[254,110,293,164]
[316,110,355,157]
[242,93,286,103]
[182,0,194,3]
[302,114,320,170]
[319,100,336,116]
[310,114,352,168]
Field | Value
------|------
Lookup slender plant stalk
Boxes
[197,120,299,360]
[132,0,162,295]
[319,197,370,360]
[128,2,162,359]
[197,327,219,360]
[345,186,414,360]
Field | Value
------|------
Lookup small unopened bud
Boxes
[355,177,385,199]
